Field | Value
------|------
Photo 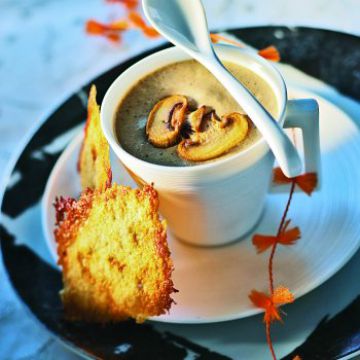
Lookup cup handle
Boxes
[271,99,320,192]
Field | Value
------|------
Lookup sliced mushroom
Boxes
[177,111,249,161]
[187,105,211,132]
[146,95,188,148]
[180,105,212,139]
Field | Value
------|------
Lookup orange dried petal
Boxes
[86,20,107,35]
[258,46,281,62]
[210,33,244,47]
[272,286,295,305]
[279,227,301,246]
[295,172,318,196]
[128,11,147,28]
[249,289,272,309]
[106,32,121,42]
[252,220,300,253]
[210,33,220,43]
[273,167,318,196]
[85,19,127,42]
[273,167,291,184]
[128,11,159,38]
[278,221,301,246]
[249,290,282,324]
[252,234,278,253]
[108,20,129,31]
[264,304,282,324]
[142,26,159,38]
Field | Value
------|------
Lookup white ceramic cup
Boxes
[101,44,320,246]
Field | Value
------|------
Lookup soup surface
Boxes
[115,60,277,166]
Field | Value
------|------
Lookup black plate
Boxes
[1,27,360,360]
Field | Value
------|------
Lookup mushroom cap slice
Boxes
[178,112,249,162]
[146,95,188,148]
[187,105,212,132]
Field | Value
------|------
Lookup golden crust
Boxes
[54,184,176,323]
[78,85,112,191]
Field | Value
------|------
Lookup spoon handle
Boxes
[199,53,302,178]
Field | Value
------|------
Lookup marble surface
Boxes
[0,0,359,359]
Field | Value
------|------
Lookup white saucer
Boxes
[42,88,360,324]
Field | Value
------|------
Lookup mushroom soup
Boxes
[115,60,277,166]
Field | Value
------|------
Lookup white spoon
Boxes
[142,0,302,177]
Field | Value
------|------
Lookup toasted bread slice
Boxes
[54,184,175,323]
[78,85,112,191]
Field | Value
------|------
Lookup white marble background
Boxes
[0,0,359,359]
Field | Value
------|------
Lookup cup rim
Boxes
[101,44,287,174]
